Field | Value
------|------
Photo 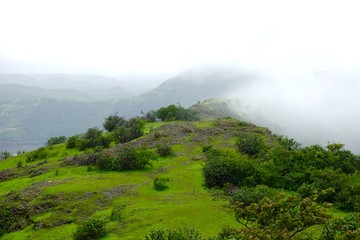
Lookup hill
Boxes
[1,106,359,239]
[0,69,255,152]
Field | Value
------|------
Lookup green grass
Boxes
[0,133,240,239]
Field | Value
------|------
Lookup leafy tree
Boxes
[66,135,79,149]
[233,192,329,240]
[156,104,198,121]
[320,213,360,240]
[103,115,126,132]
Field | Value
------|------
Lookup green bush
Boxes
[203,156,243,188]
[154,177,170,190]
[73,218,107,240]
[26,147,49,162]
[110,204,126,221]
[45,135,67,147]
[156,144,173,157]
[231,185,278,206]
[112,146,157,171]
[66,136,79,149]
[156,104,198,121]
[235,133,264,157]
[320,213,360,240]
[145,227,203,240]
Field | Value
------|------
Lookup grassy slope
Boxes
[0,120,245,240]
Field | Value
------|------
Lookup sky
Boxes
[1,0,360,151]
[1,0,360,77]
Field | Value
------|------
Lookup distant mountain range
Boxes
[0,68,256,152]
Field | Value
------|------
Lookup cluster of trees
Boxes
[204,134,360,211]
[201,131,360,239]
[66,127,111,151]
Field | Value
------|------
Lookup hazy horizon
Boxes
[1,0,360,152]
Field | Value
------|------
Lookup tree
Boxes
[233,192,329,240]
[103,115,126,132]
[235,133,265,157]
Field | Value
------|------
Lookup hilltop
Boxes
[0,103,359,239]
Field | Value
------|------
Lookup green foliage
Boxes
[73,218,107,240]
[65,128,111,150]
[154,177,170,191]
[145,227,203,240]
[320,213,360,240]
[66,135,79,149]
[103,115,126,132]
[156,144,173,157]
[231,185,278,206]
[0,151,12,160]
[111,117,145,144]
[156,104,198,121]
[110,204,126,221]
[45,135,67,147]
[235,133,265,157]
[276,135,301,150]
[234,192,329,239]
[203,155,243,188]
[0,202,32,235]
[111,146,157,171]
[26,147,49,162]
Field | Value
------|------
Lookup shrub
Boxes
[95,153,113,170]
[203,156,243,188]
[26,147,49,162]
[231,185,278,206]
[112,146,156,171]
[235,133,264,157]
[154,177,170,190]
[110,204,126,221]
[155,104,198,121]
[320,213,360,240]
[156,144,173,157]
[0,151,12,160]
[73,218,107,240]
[145,227,203,240]
[45,135,67,147]
[66,136,79,149]
[103,115,126,132]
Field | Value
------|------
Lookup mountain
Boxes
[1,113,358,239]
[0,68,256,152]
[0,84,93,101]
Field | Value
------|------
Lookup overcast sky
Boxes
[1,0,360,77]
[1,0,360,151]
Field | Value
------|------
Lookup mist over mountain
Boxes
[0,68,255,152]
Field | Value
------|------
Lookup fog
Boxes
[1,0,360,152]
[228,69,360,153]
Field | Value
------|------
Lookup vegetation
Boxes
[0,151,12,161]
[156,144,173,157]
[155,104,199,121]
[73,218,107,240]
[0,112,359,239]
[45,135,67,147]
[153,177,170,191]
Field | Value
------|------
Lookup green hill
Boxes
[1,104,359,240]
